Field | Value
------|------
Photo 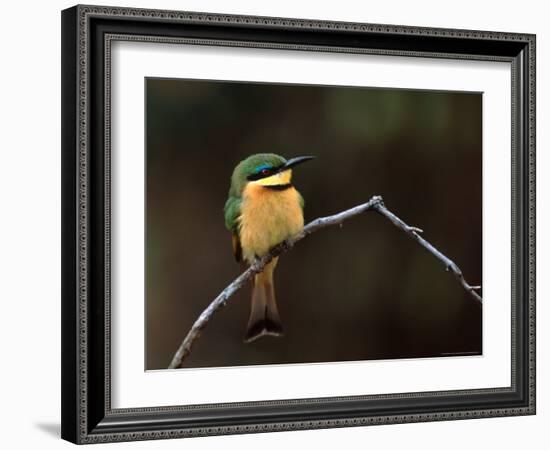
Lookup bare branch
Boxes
[168,195,481,369]
[372,200,482,305]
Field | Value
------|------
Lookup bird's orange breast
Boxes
[238,183,304,263]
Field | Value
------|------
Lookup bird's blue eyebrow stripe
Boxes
[255,164,272,173]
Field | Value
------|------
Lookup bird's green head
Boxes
[229,153,315,196]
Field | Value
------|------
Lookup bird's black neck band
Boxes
[263,183,293,191]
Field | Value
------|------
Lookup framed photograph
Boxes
[61,4,536,444]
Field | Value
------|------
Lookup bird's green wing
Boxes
[224,196,243,262]
[224,196,242,232]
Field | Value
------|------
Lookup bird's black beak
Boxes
[283,156,316,170]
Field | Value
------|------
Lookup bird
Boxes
[224,153,315,343]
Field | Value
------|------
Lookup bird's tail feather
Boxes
[244,259,283,343]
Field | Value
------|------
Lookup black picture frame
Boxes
[61,4,536,444]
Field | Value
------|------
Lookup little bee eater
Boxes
[224,153,315,343]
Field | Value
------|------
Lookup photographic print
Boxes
[146,78,482,370]
[62,6,535,442]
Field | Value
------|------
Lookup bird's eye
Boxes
[261,169,271,176]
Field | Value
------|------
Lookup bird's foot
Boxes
[278,239,293,253]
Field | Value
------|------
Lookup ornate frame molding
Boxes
[61,4,535,444]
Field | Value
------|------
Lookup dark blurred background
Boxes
[146,78,482,370]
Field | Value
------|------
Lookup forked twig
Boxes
[168,195,481,369]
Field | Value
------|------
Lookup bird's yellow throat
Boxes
[238,175,304,263]
[252,168,292,187]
